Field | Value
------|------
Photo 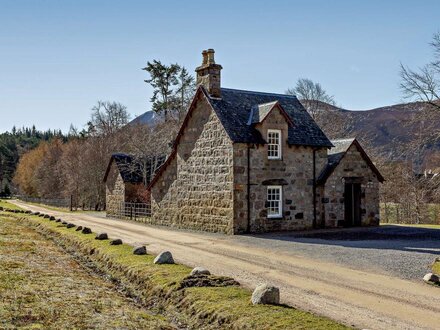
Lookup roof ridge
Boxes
[330,138,356,142]
[220,87,298,99]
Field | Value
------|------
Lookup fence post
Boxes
[70,195,73,212]
[130,205,133,220]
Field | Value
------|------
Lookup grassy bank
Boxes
[0,200,349,329]
[433,261,440,275]
[0,212,172,329]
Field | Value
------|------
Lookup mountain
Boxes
[314,101,440,170]
[129,111,161,126]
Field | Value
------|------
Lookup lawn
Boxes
[0,200,350,329]
[0,211,172,329]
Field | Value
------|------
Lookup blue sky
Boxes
[0,0,438,133]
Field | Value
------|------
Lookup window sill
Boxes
[267,215,283,220]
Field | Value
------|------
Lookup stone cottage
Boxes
[104,153,149,216]
[147,49,384,234]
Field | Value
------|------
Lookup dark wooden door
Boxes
[344,183,361,227]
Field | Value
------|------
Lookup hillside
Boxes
[315,101,440,169]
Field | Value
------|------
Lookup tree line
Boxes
[11,60,192,208]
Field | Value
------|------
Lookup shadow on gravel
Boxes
[249,225,440,255]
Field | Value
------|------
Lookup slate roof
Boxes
[106,153,144,184]
[317,138,384,184]
[104,153,165,185]
[208,88,333,147]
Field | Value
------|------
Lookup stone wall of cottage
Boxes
[106,171,125,216]
[320,144,380,227]
[150,96,235,233]
[233,107,328,233]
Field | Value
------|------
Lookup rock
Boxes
[33,212,40,215]
[75,226,83,231]
[81,227,92,234]
[110,239,123,245]
[43,214,50,219]
[190,267,211,276]
[251,284,280,305]
[61,221,68,225]
[154,251,174,264]
[66,223,75,229]
[38,214,45,217]
[55,219,61,223]
[95,233,108,240]
[49,217,55,221]
[0,206,3,211]
[133,246,147,255]
[49,216,56,220]
[423,273,439,284]
[25,210,32,214]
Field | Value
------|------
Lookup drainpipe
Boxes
[312,148,317,229]
[246,144,251,233]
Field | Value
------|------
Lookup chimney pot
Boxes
[202,50,208,65]
[207,49,215,64]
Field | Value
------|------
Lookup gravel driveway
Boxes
[235,225,440,280]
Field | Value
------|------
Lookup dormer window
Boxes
[267,129,282,159]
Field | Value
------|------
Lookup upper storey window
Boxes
[267,129,282,159]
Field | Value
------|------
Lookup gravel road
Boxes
[235,226,440,280]
[11,200,440,330]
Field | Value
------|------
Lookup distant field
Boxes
[0,211,172,329]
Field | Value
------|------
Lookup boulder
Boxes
[110,239,123,245]
[43,215,50,219]
[190,267,211,276]
[251,284,280,305]
[81,227,92,234]
[33,212,40,215]
[133,246,147,255]
[61,221,68,225]
[75,226,83,232]
[25,210,32,214]
[49,216,56,220]
[66,223,75,229]
[423,273,439,284]
[0,206,3,211]
[95,233,108,240]
[154,251,174,264]
[55,219,61,223]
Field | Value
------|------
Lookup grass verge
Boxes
[433,261,440,276]
[0,212,172,329]
[0,200,349,329]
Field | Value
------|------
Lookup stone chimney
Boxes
[195,49,222,98]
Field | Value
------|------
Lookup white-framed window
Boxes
[267,129,282,159]
[267,185,282,218]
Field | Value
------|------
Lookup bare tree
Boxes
[88,101,130,136]
[286,78,336,120]
[400,32,440,110]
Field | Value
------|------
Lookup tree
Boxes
[143,60,180,119]
[143,60,196,120]
[400,32,440,110]
[286,78,344,138]
[286,78,336,120]
[87,101,130,136]
[174,67,196,119]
